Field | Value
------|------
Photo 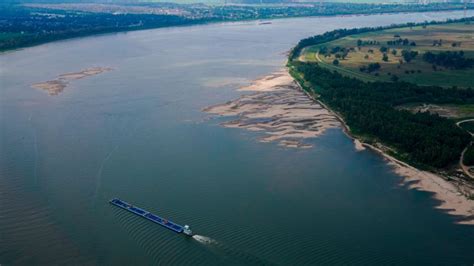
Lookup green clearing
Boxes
[0,32,24,41]
[301,23,474,88]
[397,103,474,119]
[458,104,474,115]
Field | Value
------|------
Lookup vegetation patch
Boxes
[290,61,472,168]
[299,22,474,88]
[398,104,474,119]
[423,51,474,69]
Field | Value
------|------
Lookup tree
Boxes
[333,59,340,65]
[382,53,389,62]
[401,49,418,63]
[360,62,381,73]
[319,46,328,55]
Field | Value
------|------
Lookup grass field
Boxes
[300,23,474,88]
[0,32,24,41]
[397,103,474,119]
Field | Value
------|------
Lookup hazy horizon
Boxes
[4,0,467,6]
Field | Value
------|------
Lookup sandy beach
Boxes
[32,67,112,95]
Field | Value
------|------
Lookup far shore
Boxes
[2,9,471,55]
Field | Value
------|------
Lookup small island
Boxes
[32,67,112,95]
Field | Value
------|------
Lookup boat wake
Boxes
[192,235,217,245]
[192,235,275,265]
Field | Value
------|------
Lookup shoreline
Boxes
[2,9,471,55]
[291,69,474,225]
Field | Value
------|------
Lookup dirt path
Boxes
[455,119,474,178]
[460,144,474,179]
[456,118,474,136]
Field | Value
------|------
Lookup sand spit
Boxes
[238,71,295,92]
[388,157,474,225]
[32,67,112,95]
[203,71,341,148]
[353,139,366,151]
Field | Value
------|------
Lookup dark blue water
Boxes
[1,11,473,265]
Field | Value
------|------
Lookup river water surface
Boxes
[1,11,474,265]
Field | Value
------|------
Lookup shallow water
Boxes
[1,11,474,265]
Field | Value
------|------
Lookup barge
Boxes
[109,198,193,236]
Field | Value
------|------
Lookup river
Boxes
[1,10,473,265]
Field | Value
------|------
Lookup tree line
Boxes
[0,5,203,51]
[423,51,474,70]
[291,61,473,168]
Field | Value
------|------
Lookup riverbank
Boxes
[288,69,474,225]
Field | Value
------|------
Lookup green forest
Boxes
[289,18,474,169]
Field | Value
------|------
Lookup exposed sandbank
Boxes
[393,161,474,225]
[203,71,341,148]
[32,67,112,95]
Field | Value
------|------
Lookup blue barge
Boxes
[109,198,193,236]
